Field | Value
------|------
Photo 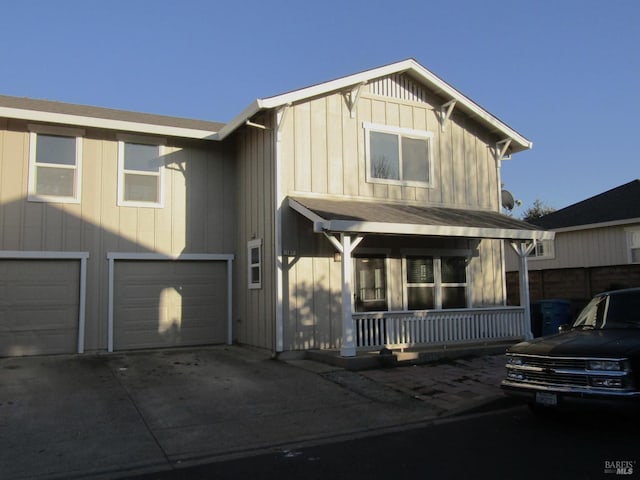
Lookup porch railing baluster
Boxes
[352,307,527,350]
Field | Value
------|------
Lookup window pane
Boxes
[442,287,466,309]
[36,166,74,196]
[125,143,161,172]
[370,132,399,180]
[251,246,260,265]
[402,137,429,183]
[37,134,76,166]
[408,287,434,310]
[251,265,261,284]
[124,173,158,202]
[406,257,434,283]
[442,257,466,283]
[632,248,640,263]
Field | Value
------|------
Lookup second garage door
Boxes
[113,260,227,350]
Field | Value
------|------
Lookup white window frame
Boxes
[117,134,166,208]
[248,238,262,289]
[363,122,434,188]
[28,124,84,203]
[626,227,640,264]
[528,238,555,260]
[402,250,471,310]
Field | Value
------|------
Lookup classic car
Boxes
[501,288,640,411]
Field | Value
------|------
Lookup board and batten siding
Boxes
[276,75,507,351]
[234,118,277,350]
[279,78,500,210]
[0,118,235,352]
[506,225,637,272]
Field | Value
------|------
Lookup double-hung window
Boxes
[118,135,165,207]
[528,239,555,259]
[28,125,83,203]
[627,228,640,263]
[364,122,433,187]
[405,255,468,310]
[248,239,262,289]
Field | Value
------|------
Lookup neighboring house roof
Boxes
[0,94,223,140]
[290,197,553,241]
[217,58,533,153]
[530,179,640,230]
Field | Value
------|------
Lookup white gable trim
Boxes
[216,59,532,152]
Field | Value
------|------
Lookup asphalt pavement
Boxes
[0,346,512,480]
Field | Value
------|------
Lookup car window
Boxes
[572,296,607,329]
[605,291,640,328]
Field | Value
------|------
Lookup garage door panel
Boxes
[0,259,79,357]
[114,261,227,351]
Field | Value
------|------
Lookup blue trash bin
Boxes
[539,299,572,336]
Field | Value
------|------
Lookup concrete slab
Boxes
[0,346,511,479]
[0,355,166,480]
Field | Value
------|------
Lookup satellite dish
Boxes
[501,189,515,210]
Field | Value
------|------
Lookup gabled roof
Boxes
[0,95,223,140]
[290,197,552,241]
[531,179,640,230]
[217,58,532,153]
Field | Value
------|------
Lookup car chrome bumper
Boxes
[501,380,640,409]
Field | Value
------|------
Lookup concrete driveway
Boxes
[1,346,449,480]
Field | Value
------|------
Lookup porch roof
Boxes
[289,197,554,241]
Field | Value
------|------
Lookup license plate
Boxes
[535,392,558,406]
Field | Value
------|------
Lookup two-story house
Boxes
[0,59,550,358]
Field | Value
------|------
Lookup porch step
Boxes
[307,341,516,371]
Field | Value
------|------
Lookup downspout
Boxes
[274,106,288,354]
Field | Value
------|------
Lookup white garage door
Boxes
[0,259,80,356]
[113,260,227,350]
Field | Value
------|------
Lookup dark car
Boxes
[501,288,640,412]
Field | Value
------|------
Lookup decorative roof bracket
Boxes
[343,82,366,119]
[439,99,457,131]
[495,138,512,162]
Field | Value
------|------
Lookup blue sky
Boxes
[2,0,638,214]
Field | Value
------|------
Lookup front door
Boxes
[354,256,388,312]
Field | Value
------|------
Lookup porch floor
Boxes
[306,340,518,371]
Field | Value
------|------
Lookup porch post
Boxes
[510,240,536,340]
[340,233,356,357]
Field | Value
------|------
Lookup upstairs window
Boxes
[118,136,165,207]
[364,122,433,187]
[28,125,83,203]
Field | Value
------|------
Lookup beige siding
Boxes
[506,225,637,271]
[0,120,235,352]
[277,74,510,351]
[234,117,276,350]
[279,76,501,211]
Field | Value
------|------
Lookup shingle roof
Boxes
[530,179,640,229]
[0,95,225,132]
[290,197,551,240]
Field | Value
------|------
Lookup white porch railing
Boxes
[353,307,528,350]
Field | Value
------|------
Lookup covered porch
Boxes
[288,197,554,357]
